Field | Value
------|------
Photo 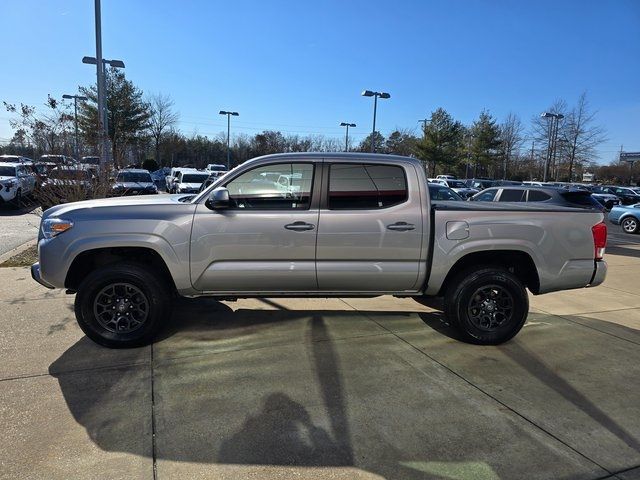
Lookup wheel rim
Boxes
[623,219,637,233]
[93,283,149,333]
[467,284,514,331]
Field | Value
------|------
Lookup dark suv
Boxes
[470,186,603,210]
[592,186,640,205]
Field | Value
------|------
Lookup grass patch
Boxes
[0,245,38,268]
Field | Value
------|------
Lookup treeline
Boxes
[2,68,618,182]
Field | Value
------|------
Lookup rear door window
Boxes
[328,163,407,209]
[498,189,525,202]
[527,190,552,202]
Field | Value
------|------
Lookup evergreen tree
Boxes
[414,108,464,176]
[469,110,501,177]
[78,67,151,167]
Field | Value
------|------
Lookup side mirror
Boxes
[205,187,230,210]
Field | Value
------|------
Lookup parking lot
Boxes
[1,228,639,479]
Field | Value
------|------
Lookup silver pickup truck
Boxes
[31,153,608,348]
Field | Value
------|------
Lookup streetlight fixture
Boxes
[540,112,564,182]
[339,122,356,151]
[362,90,390,153]
[219,110,239,169]
[62,94,88,161]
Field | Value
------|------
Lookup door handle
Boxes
[386,222,415,231]
[284,221,315,231]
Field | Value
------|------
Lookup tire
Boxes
[604,200,614,211]
[444,266,528,345]
[12,189,22,209]
[621,217,639,234]
[74,262,172,348]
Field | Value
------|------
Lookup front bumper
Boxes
[31,262,54,289]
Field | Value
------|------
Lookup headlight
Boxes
[42,218,74,239]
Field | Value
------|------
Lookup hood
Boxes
[177,182,203,189]
[114,181,155,189]
[0,176,17,182]
[44,193,193,218]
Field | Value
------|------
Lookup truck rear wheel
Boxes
[74,262,172,348]
[444,266,528,345]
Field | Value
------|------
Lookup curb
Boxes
[0,239,37,265]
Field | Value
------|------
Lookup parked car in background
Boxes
[585,189,620,210]
[471,186,603,210]
[427,183,464,201]
[111,169,158,196]
[172,170,210,194]
[0,162,37,207]
[609,203,640,234]
[0,154,34,164]
[465,178,495,190]
[494,180,523,187]
[206,164,228,177]
[39,167,95,210]
[592,186,640,206]
[165,167,188,192]
[436,174,456,180]
[443,179,478,199]
[40,154,75,166]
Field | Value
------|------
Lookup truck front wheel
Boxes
[74,262,172,348]
[444,267,528,345]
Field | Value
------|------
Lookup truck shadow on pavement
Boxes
[47,297,640,479]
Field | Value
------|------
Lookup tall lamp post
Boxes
[219,111,239,169]
[82,56,125,166]
[361,90,390,153]
[540,112,564,182]
[62,94,88,160]
[339,122,356,151]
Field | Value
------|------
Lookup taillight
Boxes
[592,222,607,260]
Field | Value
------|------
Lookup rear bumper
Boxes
[31,262,54,289]
[589,260,607,287]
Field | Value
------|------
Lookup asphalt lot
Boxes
[1,244,639,479]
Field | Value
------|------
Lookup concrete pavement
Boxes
[1,250,639,479]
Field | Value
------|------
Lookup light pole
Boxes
[62,94,88,160]
[219,111,239,169]
[340,122,356,151]
[362,90,390,153]
[540,112,564,182]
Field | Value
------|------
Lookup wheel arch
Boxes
[437,250,540,296]
[65,246,177,293]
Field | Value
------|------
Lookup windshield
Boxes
[208,165,226,171]
[117,172,152,182]
[182,174,209,183]
[49,169,89,180]
[429,185,463,201]
[448,180,467,188]
[82,157,101,165]
[0,166,17,176]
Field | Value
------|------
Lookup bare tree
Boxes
[530,99,567,180]
[3,95,74,156]
[499,113,524,179]
[148,93,179,166]
[563,92,607,181]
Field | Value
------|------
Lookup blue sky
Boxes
[1,0,638,162]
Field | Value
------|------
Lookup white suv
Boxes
[0,162,36,206]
